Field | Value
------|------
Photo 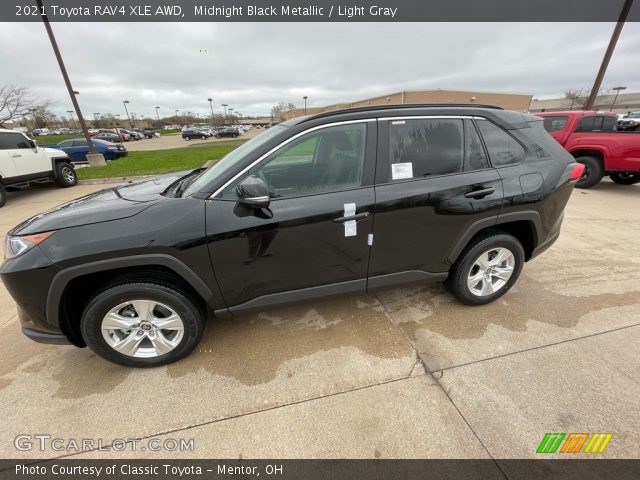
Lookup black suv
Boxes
[1,105,582,367]
[216,127,240,138]
[182,128,208,140]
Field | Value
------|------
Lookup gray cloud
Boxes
[1,22,639,119]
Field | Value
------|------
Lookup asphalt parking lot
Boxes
[122,129,260,152]
[0,180,638,459]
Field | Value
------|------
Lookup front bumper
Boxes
[22,327,70,344]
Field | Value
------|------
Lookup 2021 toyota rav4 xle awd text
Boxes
[1,105,583,367]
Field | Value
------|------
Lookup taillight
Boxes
[570,163,585,181]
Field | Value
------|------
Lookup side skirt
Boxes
[216,270,448,317]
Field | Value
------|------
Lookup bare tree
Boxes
[564,87,613,110]
[270,102,297,121]
[0,85,50,124]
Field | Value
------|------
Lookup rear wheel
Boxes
[81,280,206,367]
[445,233,524,305]
[609,172,640,185]
[55,162,77,188]
[0,184,6,207]
[575,156,603,189]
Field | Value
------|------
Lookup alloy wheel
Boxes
[101,300,184,358]
[467,247,515,297]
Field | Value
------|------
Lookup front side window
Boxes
[476,119,525,167]
[0,132,30,150]
[388,118,464,180]
[222,123,367,199]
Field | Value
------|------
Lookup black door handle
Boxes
[465,187,495,199]
[333,212,370,223]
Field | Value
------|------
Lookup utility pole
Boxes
[584,0,634,111]
[303,95,308,114]
[610,86,627,111]
[35,0,102,162]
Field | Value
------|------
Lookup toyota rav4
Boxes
[1,105,582,367]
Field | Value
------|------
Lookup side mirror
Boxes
[29,140,37,150]
[236,175,270,209]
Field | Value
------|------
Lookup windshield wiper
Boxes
[164,168,206,198]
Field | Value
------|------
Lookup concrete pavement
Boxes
[0,179,638,460]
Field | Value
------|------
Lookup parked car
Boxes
[0,129,76,207]
[95,129,130,142]
[0,105,583,366]
[618,111,640,131]
[536,110,640,187]
[182,128,209,140]
[215,127,240,138]
[142,129,158,139]
[94,132,123,143]
[123,129,144,140]
[54,138,128,163]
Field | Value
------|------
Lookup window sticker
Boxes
[391,162,413,180]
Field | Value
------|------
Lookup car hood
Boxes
[9,171,189,235]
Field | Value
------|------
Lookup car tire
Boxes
[185,136,191,141]
[80,280,206,367]
[445,233,524,306]
[201,135,206,140]
[0,184,6,208]
[609,172,640,185]
[55,162,77,188]
[574,156,604,189]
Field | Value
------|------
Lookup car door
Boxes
[369,116,504,279]
[206,120,377,312]
[0,133,21,179]
[2,131,48,177]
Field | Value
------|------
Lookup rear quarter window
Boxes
[475,119,525,167]
[542,116,568,132]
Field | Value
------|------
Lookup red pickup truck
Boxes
[536,111,640,188]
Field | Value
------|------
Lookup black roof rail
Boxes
[299,103,503,123]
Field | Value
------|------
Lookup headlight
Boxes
[4,232,55,260]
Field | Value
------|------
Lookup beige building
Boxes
[282,89,533,120]
[529,91,640,114]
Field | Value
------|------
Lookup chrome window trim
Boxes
[209,118,376,199]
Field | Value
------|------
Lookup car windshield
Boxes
[628,112,640,118]
[183,124,287,196]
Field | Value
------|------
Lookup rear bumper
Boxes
[22,327,71,345]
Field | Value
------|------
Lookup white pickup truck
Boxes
[0,129,77,207]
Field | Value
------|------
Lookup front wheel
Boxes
[609,172,640,185]
[55,162,77,188]
[445,233,524,305]
[81,280,206,367]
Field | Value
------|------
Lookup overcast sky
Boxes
[1,22,639,119]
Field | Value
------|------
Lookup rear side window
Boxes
[389,118,464,179]
[542,116,568,132]
[0,132,31,150]
[476,119,525,167]
[576,115,617,132]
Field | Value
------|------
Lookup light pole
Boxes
[35,0,97,155]
[123,100,132,128]
[93,112,100,128]
[207,98,214,127]
[221,104,228,125]
[175,109,179,124]
[303,95,308,114]
[610,86,627,111]
[155,106,160,121]
[67,110,75,128]
[229,108,234,123]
